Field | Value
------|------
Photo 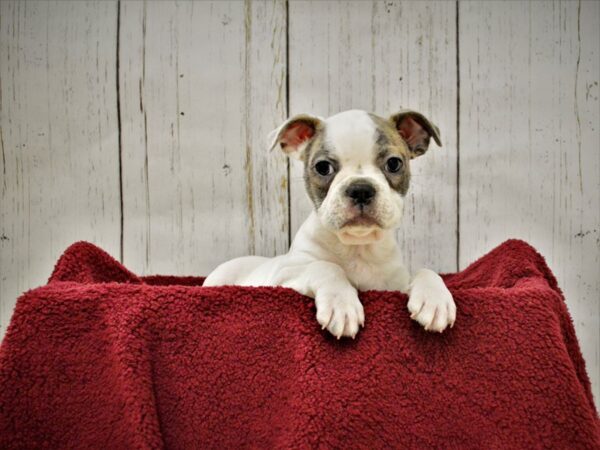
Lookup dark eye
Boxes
[385,157,403,173]
[314,160,334,176]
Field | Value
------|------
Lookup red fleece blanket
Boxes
[0,240,598,449]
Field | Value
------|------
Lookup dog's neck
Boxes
[291,211,400,264]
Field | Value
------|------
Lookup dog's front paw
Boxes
[407,270,456,332]
[315,286,365,339]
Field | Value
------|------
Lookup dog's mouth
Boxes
[341,207,384,228]
[336,214,383,245]
[341,215,381,228]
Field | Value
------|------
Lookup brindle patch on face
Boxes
[303,130,338,209]
[369,114,411,196]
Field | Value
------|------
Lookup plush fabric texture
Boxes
[0,240,598,449]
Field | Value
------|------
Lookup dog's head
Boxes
[269,109,441,245]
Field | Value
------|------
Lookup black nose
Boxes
[345,182,376,206]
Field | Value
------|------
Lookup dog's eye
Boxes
[385,157,403,173]
[314,160,334,176]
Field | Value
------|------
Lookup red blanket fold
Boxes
[0,240,598,449]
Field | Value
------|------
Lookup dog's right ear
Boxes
[268,114,323,160]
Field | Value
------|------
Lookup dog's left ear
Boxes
[390,110,442,158]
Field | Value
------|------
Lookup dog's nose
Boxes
[345,183,376,206]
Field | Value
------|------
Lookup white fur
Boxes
[204,109,456,338]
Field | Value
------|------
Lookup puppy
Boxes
[204,109,456,338]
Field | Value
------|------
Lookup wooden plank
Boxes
[119,0,288,276]
[0,1,120,337]
[459,0,600,404]
[288,0,458,274]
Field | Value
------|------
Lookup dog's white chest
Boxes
[342,259,385,290]
[336,248,409,292]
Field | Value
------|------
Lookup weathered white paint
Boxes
[0,0,598,406]
[0,1,121,335]
[119,0,288,276]
[288,0,458,274]
[459,0,600,404]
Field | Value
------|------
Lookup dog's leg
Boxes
[203,256,270,286]
[407,269,456,332]
[274,261,364,339]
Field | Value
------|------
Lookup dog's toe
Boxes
[356,304,365,328]
[407,295,424,319]
[416,302,437,330]
[430,306,449,332]
[327,310,346,338]
[343,310,360,338]
[316,305,333,330]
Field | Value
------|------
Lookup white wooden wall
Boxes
[1,1,598,405]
